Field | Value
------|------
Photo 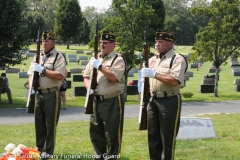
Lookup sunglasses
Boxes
[99,41,113,45]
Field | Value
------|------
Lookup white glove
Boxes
[142,68,156,78]
[89,89,94,95]
[33,63,44,73]
[89,57,101,69]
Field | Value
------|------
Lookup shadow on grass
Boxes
[0,97,26,109]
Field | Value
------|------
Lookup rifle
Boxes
[26,27,41,113]
[138,27,150,130]
[84,21,99,114]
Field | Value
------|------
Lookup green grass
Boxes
[1,114,240,159]
[1,45,240,108]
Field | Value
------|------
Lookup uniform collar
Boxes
[99,50,117,59]
[156,49,174,59]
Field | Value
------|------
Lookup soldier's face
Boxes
[42,39,56,52]
[100,41,115,55]
[155,40,173,54]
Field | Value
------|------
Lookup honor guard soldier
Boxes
[83,31,126,160]
[142,29,187,160]
[27,31,66,159]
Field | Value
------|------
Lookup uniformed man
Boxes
[142,29,187,160]
[83,31,126,160]
[27,30,66,159]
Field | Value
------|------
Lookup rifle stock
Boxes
[84,21,98,114]
[138,27,150,130]
[26,27,41,113]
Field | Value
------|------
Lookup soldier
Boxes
[142,29,187,160]
[27,30,66,159]
[83,31,126,160]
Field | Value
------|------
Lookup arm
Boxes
[99,66,118,82]
[44,69,64,81]
[154,73,180,86]
[84,77,90,89]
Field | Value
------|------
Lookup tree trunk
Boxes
[67,39,69,49]
[214,68,220,97]
[124,73,128,102]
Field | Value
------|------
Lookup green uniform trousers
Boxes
[35,90,60,155]
[90,94,125,160]
[147,94,181,160]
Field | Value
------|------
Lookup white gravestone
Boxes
[177,117,216,140]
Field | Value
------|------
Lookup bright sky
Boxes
[79,0,112,10]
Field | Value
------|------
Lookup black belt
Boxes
[94,95,104,101]
[38,87,58,94]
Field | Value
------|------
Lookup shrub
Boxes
[181,92,193,98]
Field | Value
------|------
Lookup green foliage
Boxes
[0,0,31,68]
[190,0,240,96]
[54,0,83,45]
[181,92,193,98]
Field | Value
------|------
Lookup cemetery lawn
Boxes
[0,113,240,160]
[1,45,240,108]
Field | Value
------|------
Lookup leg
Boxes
[4,88,12,103]
[60,91,66,109]
[90,100,106,160]
[99,94,125,160]
[147,99,162,159]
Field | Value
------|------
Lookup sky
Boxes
[79,0,112,10]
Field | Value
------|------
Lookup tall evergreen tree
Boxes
[54,0,83,49]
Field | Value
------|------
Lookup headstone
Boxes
[5,68,20,73]
[130,68,138,73]
[70,68,83,74]
[208,68,216,73]
[67,72,71,78]
[73,75,83,82]
[85,51,92,55]
[177,117,216,140]
[202,78,215,85]
[74,86,87,96]
[66,80,71,89]
[185,71,193,77]
[199,84,214,93]
[190,63,198,68]
[67,54,77,59]
[80,60,89,65]
[128,71,134,77]
[76,50,84,54]
[26,53,35,57]
[68,58,78,63]
[233,79,240,85]
[79,56,88,60]
[127,85,138,95]
[18,72,29,78]
[232,68,240,76]
[235,85,240,92]
[184,75,189,81]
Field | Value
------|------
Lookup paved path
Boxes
[1,100,240,124]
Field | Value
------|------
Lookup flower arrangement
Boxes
[0,143,40,160]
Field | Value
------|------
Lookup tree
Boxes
[190,0,240,97]
[27,11,45,41]
[54,0,83,49]
[101,0,165,100]
[0,0,31,69]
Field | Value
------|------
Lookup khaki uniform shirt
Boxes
[149,49,186,93]
[27,48,66,90]
[83,50,125,95]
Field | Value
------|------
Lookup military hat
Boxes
[100,31,116,42]
[155,29,174,41]
[42,30,56,40]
